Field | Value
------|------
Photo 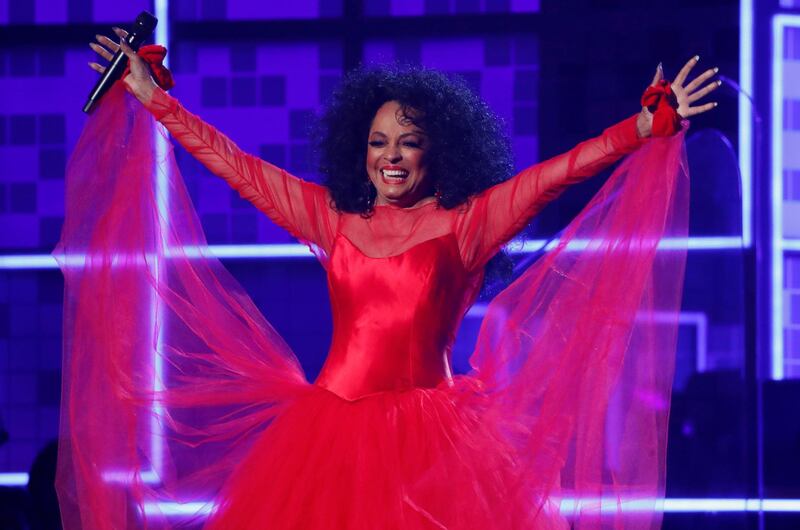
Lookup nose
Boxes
[384,144,402,163]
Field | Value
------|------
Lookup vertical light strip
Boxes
[740,0,753,248]
[771,15,785,380]
[150,0,170,478]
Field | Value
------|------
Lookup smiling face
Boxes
[366,100,433,208]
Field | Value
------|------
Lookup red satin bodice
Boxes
[315,233,479,400]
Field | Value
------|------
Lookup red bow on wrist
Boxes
[640,79,682,137]
[122,44,175,91]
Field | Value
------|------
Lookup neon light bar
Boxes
[784,239,800,251]
[0,254,60,269]
[0,473,29,486]
[740,0,754,248]
[509,236,744,254]
[154,0,168,55]
[771,13,785,380]
[136,497,800,517]
[151,0,171,482]
[1,480,797,515]
[7,467,800,514]
[101,469,161,485]
[143,501,216,517]
[0,237,748,270]
[192,243,316,258]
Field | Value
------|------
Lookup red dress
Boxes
[54,84,689,530]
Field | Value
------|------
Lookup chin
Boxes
[371,181,407,200]
[382,188,419,203]
[382,189,410,200]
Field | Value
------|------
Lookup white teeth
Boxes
[382,169,408,178]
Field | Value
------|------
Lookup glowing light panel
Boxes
[770,14,800,379]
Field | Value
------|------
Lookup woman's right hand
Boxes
[88,27,158,104]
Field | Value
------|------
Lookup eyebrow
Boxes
[369,131,426,138]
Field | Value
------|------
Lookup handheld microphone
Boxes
[83,11,158,114]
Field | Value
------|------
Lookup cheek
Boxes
[413,154,428,179]
[364,151,377,176]
[366,149,384,169]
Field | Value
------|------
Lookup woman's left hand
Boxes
[637,55,720,138]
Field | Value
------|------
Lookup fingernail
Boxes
[657,61,663,71]
[714,67,719,73]
[694,55,700,61]
[714,102,718,107]
[717,80,722,86]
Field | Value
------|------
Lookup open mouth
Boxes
[381,168,409,184]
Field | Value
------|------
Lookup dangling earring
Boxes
[434,184,443,202]
[364,177,379,209]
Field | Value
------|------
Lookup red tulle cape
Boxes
[54,84,689,529]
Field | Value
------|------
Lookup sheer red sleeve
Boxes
[455,114,648,271]
[143,87,338,257]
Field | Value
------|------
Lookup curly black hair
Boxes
[315,63,516,287]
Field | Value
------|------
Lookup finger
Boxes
[673,55,699,87]
[687,79,722,104]
[112,26,130,39]
[650,62,664,87]
[685,66,719,94]
[89,42,114,62]
[117,37,136,60]
[682,101,717,118]
[95,34,120,53]
[88,62,107,75]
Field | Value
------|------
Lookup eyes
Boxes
[368,140,423,149]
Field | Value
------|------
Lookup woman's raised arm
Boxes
[142,88,338,253]
[89,28,338,254]
[454,114,647,271]
[454,56,720,272]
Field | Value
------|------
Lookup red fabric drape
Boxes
[54,83,688,529]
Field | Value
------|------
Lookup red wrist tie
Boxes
[122,44,175,91]
[640,79,682,137]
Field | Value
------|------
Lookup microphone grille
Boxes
[133,11,158,36]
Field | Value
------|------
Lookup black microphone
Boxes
[83,11,158,114]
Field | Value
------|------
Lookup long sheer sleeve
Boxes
[142,87,338,256]
[455,114,648,271]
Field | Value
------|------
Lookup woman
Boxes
[56,27,716,529]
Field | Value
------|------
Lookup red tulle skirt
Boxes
[54,85,689,530]
[204,380,566,530]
